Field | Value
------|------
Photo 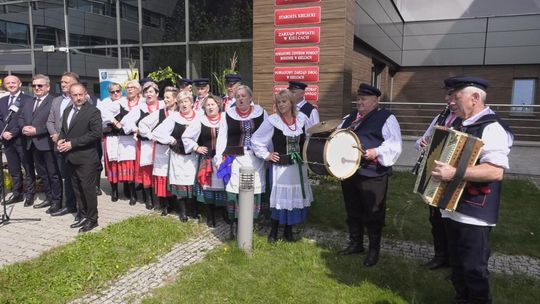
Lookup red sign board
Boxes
[274,27,320,44]
[274,66,319,82]
[275,6,321,26]
[274,47,320,63]
[276,0,321,5]
[273,85,319,103]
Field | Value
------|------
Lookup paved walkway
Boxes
[0,189,151,267]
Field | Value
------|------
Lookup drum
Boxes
[303,129,362,180]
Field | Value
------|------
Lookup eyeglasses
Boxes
[109,90,121,94]
[126,86,137,89]
[32,84,45,88]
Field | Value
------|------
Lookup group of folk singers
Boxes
[2,71,512,304]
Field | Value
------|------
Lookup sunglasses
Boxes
[32,84,45,88]
[109,90,121,94]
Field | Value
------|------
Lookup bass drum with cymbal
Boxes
[303,129,362,180]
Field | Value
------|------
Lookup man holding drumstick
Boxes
[338,83,402,267]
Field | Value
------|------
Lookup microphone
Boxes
[4,100,21,123]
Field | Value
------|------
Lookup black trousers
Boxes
[56,152,76,211]
[429,206,449,259]
[444,218,492,304]
[4,143,27,196]
[341,174,389,240]
[29,145,62,203]
[67,161,98,222]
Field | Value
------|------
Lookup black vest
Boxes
[198,124,218,157]
[341,108,393,177]
[105,106,129,136]
[136,110,151,141]
[455,114,512,224]
[299,101,315,117]
[170,122,189,155]
[271,127,305,165]
[223,112,264,155]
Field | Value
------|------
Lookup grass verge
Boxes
[308,171,540,257]
[0,215,200,303]
[143,235,540,304]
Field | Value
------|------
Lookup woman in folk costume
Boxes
[152,92,199,222]
[214,85,268,234]
[97,82,126,202]
[252,89,313,243]
[112,79,143,204]
[182,94,226,227]
[139,86,178,215]
[122,81,164,209]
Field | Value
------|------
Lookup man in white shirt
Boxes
[288,82,319,131]
[431,76,513,304]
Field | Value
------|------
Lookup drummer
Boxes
[288,81,319,131]
[338,83,402,267]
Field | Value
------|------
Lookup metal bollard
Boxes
[237,166,255,255]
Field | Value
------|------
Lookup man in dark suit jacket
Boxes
[0,75,35,206]
[19,74,62,213]
[46,72,79,217]
[58,83,102,233]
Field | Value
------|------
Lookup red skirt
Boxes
[116,160,135,182]
[152,176,171,197]
[135,140,153,187]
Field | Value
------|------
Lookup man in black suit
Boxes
[0,75,34,206]
[47,72,79,217]
[58,83,102,233]
[19,74,62,213]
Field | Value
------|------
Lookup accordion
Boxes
[414,126,484,211]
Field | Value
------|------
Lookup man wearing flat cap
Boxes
[223,74,242,111]
[431,76,513,304]
[414,77,463,271]
[288,81,319,131]
[338,83,402,267]
[178,78,193,94]
[193,78,210,112]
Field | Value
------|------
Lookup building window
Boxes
[6,22,29,45]
[511,79,536,115]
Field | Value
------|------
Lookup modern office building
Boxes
[1,0,539,140]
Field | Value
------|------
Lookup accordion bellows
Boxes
[414,126,484,211]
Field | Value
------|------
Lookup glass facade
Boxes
[0,0,253,96]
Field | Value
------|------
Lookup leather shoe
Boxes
[425,257,449,270]
[79,220,98,233]
[339,242,365,255]
[363,249,380,267]
[51,207,76,217]
[46,203,62,214]
[33,199,52,209]
[70,218,87,229]
[24,197,35,207]
[4,194,24,205]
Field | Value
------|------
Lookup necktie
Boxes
[8,95,15,107]
[33,98,41,113]
[69,107,79,128]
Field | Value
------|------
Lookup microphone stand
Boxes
[1,111,41,226]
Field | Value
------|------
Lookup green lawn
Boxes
[143,235,540,304]
[308,171,540,257]
[0,215,201,304]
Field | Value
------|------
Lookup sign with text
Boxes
[273,84,319,102]
[275,6,321,26]
[273,66,320,82]
[274,27,320,44]
[274,47,320,63]
[275,0,321,5]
